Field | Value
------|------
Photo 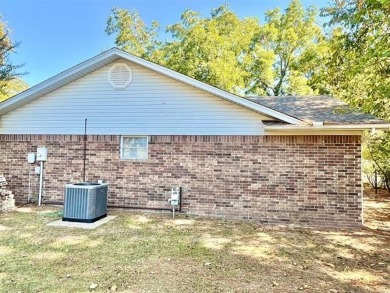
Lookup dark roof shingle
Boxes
[246,95,385,125]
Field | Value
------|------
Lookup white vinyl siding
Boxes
[120,136,148,160]
[0,59,266,135]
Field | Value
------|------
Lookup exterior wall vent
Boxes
[108,63,132,89]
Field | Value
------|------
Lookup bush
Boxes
[364,131,390,194]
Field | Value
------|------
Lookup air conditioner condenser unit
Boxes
[63,182,108,223]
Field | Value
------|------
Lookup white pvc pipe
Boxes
[38,161,44,206]
[28,167,31,203]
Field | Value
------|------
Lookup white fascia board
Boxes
[265,130,365,135]
[115,50,306,125]
[265,123,390,132]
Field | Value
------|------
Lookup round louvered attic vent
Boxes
[108,63,133,89]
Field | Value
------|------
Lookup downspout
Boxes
[179,187,182,212]
[38,160,44,206]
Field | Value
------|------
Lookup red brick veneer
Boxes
[0,135,362,227]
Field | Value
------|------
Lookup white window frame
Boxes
[120,136,149,160]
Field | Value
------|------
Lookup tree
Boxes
[246,0,326,96]
[105,7,161,59]
[106,5,259,94]
[0,78,27,102]
[319,0,390,121]
[0,16,27,101]
[106,1,326,95]
[161,5,258,93]
[365,131,390,194]
[319,1,390,195]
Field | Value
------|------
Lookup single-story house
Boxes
[0,48,389,227]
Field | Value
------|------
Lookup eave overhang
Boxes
[264,123,390,135]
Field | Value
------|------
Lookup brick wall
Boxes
[0,134,362,227]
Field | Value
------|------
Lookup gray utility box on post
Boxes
[63,182,108,223]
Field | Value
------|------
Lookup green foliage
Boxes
[363,135,383,190]
[318,1,390,195]
[0,16,27,101]
[365,131,390,193]
[105,7,161,59]
[247,0,326,96]
[161,5,258,93]
[105,1,325,96]
[104,0,389,116]
[0,77,28,102]
[319,0,390,121]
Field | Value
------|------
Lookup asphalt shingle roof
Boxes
[246,95,385,125]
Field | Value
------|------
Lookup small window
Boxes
[121,136,148,160]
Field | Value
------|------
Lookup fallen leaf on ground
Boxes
[324,262,335,268]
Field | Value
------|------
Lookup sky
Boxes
[2,0,330,87]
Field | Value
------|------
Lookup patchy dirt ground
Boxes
[364,187,390,231]
[0,188,389,293]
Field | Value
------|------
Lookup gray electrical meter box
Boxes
[27,153,36,164]
[37,147,48,161]
[169,187,180,206]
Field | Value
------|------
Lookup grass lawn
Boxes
[0,189,389,293]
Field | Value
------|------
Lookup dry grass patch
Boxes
[364,187,390,231]
[0,189,389,292]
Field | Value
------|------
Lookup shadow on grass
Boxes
[0,207,389,292]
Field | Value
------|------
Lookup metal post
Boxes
[28,167,31,203]
[38,161,44,206]
[83,118,87,182]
